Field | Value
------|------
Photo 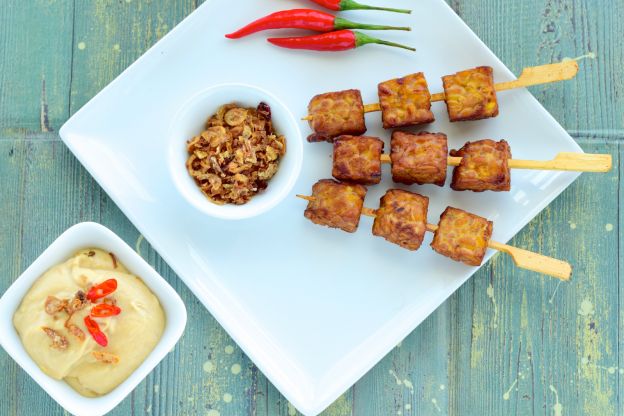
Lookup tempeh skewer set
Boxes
[331,133,611,189]
[297,182,572,280]
[302,60,580,142]
[297,60,611,280]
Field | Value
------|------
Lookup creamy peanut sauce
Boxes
[13,249,165,397]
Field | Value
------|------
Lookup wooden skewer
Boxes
[303,60,580,120]
[494,60,579,92]
[297,194,572,281]
[379,152,612,173]
[363,103,381,113]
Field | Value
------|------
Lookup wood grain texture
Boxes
[0,1,621,415]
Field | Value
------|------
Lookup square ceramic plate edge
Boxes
[58,1,584,414]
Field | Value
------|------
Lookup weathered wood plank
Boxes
[352,304,450,416]
[0,0,621,416]
[618,141,623,416]
[0,0,74,132]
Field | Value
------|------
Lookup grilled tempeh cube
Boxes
[430,207,493,266]
[450,139,511,192]
[307,89,367,142]
[332,135,384,185]
[442,66,498,122]
[390,131,448,186]
[304,179,367,233]
[378,73,435,129]
[372,189,429,250]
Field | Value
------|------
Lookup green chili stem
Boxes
[354,31,416,51]
[340,0,412,14]
[334,17,411,31]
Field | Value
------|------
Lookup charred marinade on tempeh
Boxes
[304,179,367,232]
[332,135,384,185]
[391,131,448,186]
[307,89,366,142]
[450,139,511,192]
[442,66,498,122]
[378,72,435,129]
[372,189,429,250]
[430,207,493,266]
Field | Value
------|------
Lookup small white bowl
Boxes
[168,83,303,220]
[0,222,187,416]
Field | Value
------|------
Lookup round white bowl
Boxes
[168,83,303,220]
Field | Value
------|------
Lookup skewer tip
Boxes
[559,59,580,80]
[296,194,313,202]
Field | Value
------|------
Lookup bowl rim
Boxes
[0,222,187,416]
[167,82,304,220]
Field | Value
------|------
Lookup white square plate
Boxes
[59,0,582,414]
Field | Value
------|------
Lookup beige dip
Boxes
[13,249,165,397]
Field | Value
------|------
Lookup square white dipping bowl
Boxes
[0,222,187,416]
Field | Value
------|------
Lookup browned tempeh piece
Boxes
[390,131,448,186]
[304,179,367,233]
[441,66,499,122]
[450,139,511,192]
[306,89,366,142]
[378,72,435,129]
[332,135,384,185]
[372,190,429,250]
[430,207,493,266]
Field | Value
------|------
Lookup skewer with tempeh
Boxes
[330,133,611,190]
[298,180,572,280]
[303,60,580,142]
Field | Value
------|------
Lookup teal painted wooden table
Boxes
[1,1,621,415]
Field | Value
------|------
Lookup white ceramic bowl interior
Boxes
[168,83,303,220]
[0,222,187,416]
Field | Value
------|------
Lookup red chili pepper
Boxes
[84,316,108,347]
[86,279,117,302]
[91,304,122,317]
[267,30,415,52]
[308,0,411,13]
[225,9,410,39]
